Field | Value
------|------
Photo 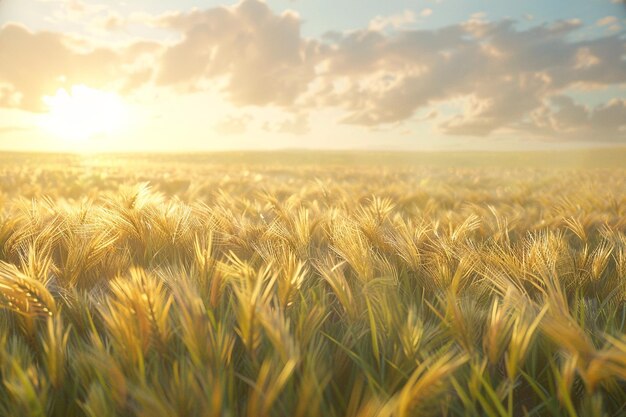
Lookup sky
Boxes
[0,0,625,152]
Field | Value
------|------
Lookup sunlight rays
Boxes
[40,85,127,146]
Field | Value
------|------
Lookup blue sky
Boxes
[6,0,624,37]
[0,0,624,151]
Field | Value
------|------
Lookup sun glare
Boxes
[41,85,126,145]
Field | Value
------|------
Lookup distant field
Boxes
[3,147,626,171]
[0,151,625,416]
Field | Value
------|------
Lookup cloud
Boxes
[523,96,626,141]
[596,16,622,33]
[38,0,108,25]
[98,12,126,31]
[597,16,618,26]
[316,18,626,140]
[0,23,159,112]
[368,10,416,31]
[156,0,318,107]
[260,112,309,135]
[276,113,310,135]
[214,115,251,135]
[2,0,626,143]
[0,23,115,111]
[0,125,31,134]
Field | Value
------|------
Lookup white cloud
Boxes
[98,12,126,31]
[0,23,159,111]
[420,8,433,18]
[319,18,626,141]
[214,115,251,135]
[524,96,626,141]
[596,16,618,26]
[368,10,416,31]
[276,113,309,135]
[156,0,316,106]
[2,0,626,143]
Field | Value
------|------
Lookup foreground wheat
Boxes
[0,152,625,417]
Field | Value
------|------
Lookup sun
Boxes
[41,85,126,145]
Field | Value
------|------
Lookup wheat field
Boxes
[0,151,625,417]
